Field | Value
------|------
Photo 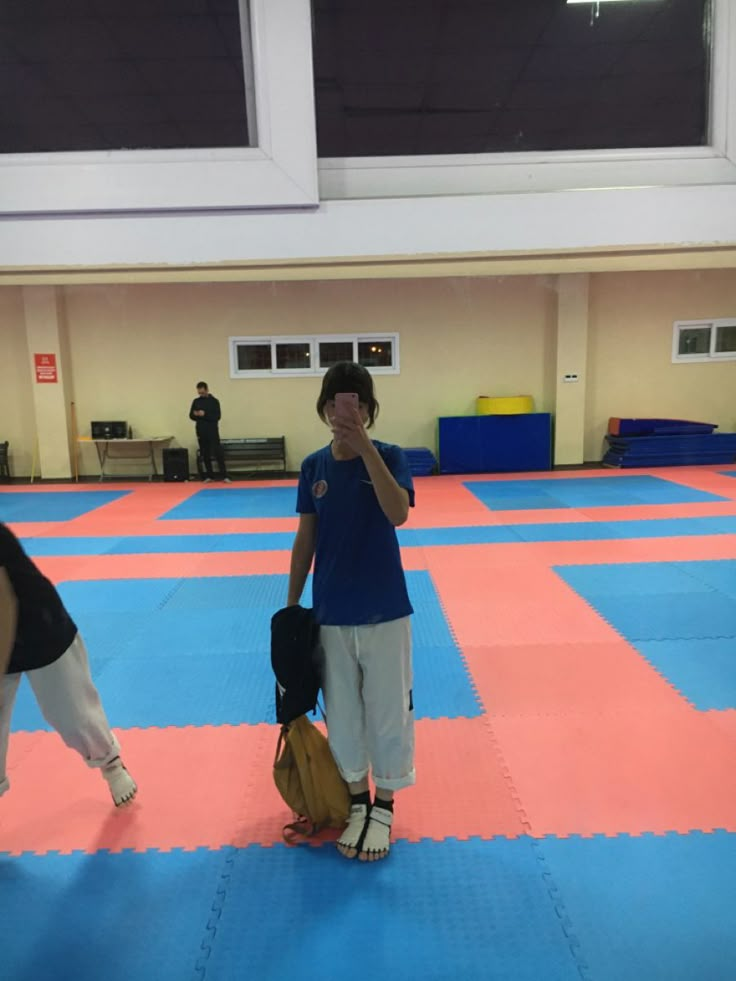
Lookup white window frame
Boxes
[672,318,736,362]
[317,0,736,200]
[0,0,317,215]
[229,333,401,378]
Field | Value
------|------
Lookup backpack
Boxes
[270,605,321,726]
[273,714,350,842]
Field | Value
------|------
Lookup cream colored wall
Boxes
[63,277,557,476]
[585,270,736,461]
[4,271,736,478]
[0,288,36,478]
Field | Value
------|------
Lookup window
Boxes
[0,0,317,214]
[318,0,736,202]
[672,319,736,362]
[313,0,711,157]
[230,333,400,377]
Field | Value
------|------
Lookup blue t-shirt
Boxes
[296,441,415,626]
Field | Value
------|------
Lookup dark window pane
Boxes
[715,325,736,354]
[237,343,271,370]
[678,326,711,355]
[313,0,711,156]
[358,339,393,368]
[319,340,354,367]
[0,0,253,153]
[275,342,311,369]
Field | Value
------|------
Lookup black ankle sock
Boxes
[373,796,394,813]
[350,790,371,808]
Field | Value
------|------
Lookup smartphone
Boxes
[334,392,359,419]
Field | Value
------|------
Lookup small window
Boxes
[677,325,711,357]
[230,333,399,377]
[714,324,736,355]
[358,339,394,368]
[318,340,354,368]
[673,319,736,362]
[237,342,272,371]
[275,341,312,370]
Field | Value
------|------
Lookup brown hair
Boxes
[316,362,379,428]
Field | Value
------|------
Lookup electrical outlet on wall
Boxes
[563,373,579,382]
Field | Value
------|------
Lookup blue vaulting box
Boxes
[438,413,552,474]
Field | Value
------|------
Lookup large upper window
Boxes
[0,0,317,213]
[0,0,255,154]
[312,0,711,157]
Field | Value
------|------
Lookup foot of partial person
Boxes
[336,802,370,859]
[203,476,213,483]
[358,802,392,861]
[102,757,138,807]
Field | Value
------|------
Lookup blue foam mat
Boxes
[466,475,727,510]
[555,560,736,708]
[636,638,736,710]
[0,848,231,981]
[3,835,734,981]
[159,486,297,519]
[12,572,479,729]
[20,515,736,557]
[541,831,736,981]
[0,490,127,522]
[201,838,584,981]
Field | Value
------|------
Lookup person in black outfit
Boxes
[189,381,229,482]
[0,523,137,807]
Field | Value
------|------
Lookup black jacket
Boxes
[0,523,77,674]
[189,394,221,437]
[271,605,320,725]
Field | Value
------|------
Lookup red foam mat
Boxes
[0,718,524,855]
[464,642,687,716]
[489,707,736,837]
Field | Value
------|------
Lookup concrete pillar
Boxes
[23,286,73,479]
[554,274,589,466]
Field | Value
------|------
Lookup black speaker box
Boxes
[162,447,189,482]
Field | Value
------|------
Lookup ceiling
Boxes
[0,0,710,156]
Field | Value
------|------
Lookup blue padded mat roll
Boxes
[0,849,232,981]
[541,831,736,981]
[159,486,297,519]
[0,490,127,522]
[202,838,584,981]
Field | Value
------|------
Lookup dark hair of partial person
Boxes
[317,361,379,428]
[196,381,208,390]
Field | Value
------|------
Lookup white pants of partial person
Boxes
[0,632,120,797]
[319,616,415,791]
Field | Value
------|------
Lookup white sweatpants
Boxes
[0,632,120,797]
[319,616,415,791]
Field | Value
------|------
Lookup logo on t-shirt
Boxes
[312,479,328,499]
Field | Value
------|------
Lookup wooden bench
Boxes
[198,437,287,476]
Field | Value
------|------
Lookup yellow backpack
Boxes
[273,714,350,842]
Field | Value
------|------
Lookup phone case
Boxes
[335,392,359,417]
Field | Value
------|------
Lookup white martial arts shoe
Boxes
[336,802,370,859]
[102,758,138,807]
[358,805,393,862]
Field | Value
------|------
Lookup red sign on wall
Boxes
[34,353,58,383]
